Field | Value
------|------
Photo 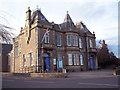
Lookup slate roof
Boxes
[31,9,50,25]
[30,9,92,35]
[60,11,74,29]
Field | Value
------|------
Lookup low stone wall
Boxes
[30,73,68,78]
[13,73,30,77]
[1,72,13,76]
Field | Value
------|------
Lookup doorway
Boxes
[43,53,50,72]
[91,55,95,69]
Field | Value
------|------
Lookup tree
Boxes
[0,24,14,43]
[0,10,15,43]
[97,40,119,69]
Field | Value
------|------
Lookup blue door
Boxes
[44,53,50,71]
[91,56,95,69]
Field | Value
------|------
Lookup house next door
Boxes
[44,53,50,72]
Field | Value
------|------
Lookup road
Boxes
[2,69,120,89]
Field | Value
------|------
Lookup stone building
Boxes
[9,7,98,73]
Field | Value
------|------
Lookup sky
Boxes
[0,0,119,57]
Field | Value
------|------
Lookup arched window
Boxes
[44,31,49,43]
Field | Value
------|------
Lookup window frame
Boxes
[80,54,84,65]
[57,34,61,46]
[90,39,93,48]
[44,31,49,44]
[68,53,73,65]
[67,35,71,46]
[23,54,26,67]
[75,35,78,46]
[72,35,75,46]
[30,53,33,66]
[79,38,82,48]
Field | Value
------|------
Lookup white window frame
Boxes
[72,35,75,46]
[73,54,79,65]
[44,32,49,44]
[80,54,84,65]
[73,54,76,65]
[67,35,71,46]
[68,53,72,65]
[79,38,82,48]
[75,35,78,46]
[90,39,93,48]
[76,54,79,65]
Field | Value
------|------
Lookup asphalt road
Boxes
[2,69,120,89]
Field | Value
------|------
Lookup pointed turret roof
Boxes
[60,11,74,29]
[64,11,73,24]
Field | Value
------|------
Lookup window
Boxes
[57,53,63,68]
[15,47,18,56]
[76,54,79,65]
[67,35,71,46]
[57,53,62,61]
[23,54,26,66]
[75,35,78,46]
[73,54,76,65]
[73,54,79,65]
[68,53,72,65]
[8,55,10,66]
[53,59,56,65]
[90,39,93,48]
[15,42,18,56]
[30,53,33,66]
[72,35,75,46]
[80,54,84,65]
[44,31,49,43]
[79,38,82,48]
[57,34,61,46]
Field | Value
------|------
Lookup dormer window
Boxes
[41,16,45,21]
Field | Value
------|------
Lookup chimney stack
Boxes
[26,7,31,28]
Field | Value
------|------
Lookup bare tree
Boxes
[0,24,14,43]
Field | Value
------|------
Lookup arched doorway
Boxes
[43,53,50,72]
[91,55,95,69]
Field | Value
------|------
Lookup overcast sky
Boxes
[0,0,119,57]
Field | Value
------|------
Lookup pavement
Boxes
[1,69,120,89]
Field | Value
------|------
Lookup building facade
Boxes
[9,7,98,73]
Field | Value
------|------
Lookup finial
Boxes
[37,5,38,10]
[67,11,68,14]
[28,7,30,10]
